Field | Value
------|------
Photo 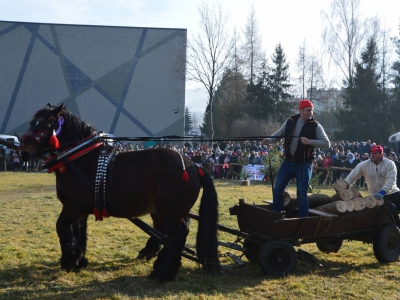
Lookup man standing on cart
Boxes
[262,99,331,217]
[344,145,400,226]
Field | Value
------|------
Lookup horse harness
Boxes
[43,132,116,221]
[42,133,203,221]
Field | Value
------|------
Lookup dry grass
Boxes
[1,172,400,299]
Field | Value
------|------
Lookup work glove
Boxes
[373,190,386,200]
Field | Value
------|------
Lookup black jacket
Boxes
[284,114,318,163]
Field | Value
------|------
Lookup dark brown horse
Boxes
[20,103,220,282]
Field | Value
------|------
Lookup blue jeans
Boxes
[273,160,313,217]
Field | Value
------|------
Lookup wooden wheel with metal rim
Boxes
[373,224,400,263]
[316,238,343,253]
[258,240,298,277]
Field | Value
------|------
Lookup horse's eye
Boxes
[42,122,52,129]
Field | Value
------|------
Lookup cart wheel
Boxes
[373,224,400,263]
[243,239,261,262]
[258,241,297,277]
[316,238,343,253]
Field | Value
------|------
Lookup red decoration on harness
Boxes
[49,130,60,149]
[58,164,66,173]
[198,168,204,177]
[94,207,103,221]
[102,207,109,218]
[182,170,189,181]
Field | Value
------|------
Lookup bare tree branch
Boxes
[184,2,234,140]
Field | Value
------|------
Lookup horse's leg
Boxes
[56,209,84,272]
[150,218,189,282]
[136,213,163,261]
[153,217,190,269]
[72,214,89,269]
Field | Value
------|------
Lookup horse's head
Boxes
[20,103,65,161]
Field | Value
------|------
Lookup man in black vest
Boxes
[262,99,331,217]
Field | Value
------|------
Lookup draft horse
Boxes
[20,103,220,282]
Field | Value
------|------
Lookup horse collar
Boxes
[43,133,101,173]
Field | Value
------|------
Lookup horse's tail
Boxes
[196,170,221,274]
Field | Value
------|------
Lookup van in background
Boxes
[0,134,20,154]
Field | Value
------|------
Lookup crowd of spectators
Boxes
[118,138,400,185]
[115,140,282,179]
[3,138,400,187]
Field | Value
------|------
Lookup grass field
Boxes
[1,172,400,299]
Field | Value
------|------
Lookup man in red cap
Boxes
[345,145,400,226]
[262,99,330,217]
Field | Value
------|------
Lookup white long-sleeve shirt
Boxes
[345,157,399,195]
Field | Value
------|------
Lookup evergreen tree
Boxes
[184,107,193,134]
[268,44,293,122]
[246,60,275,121]
[200,69,247,138]
[335,38,386,142]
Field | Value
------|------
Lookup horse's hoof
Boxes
[135,253,146,260]
[149,272,171,283]
[136,251,158,261]
[77,258,88,269]
[149,269,176,282]
[62,263,76,273]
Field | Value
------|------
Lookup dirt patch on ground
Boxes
[0,186,56,201]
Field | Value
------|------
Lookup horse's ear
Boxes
[51,103,64,118]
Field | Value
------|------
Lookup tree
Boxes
[246,60,275,121]
[269,43,293,122]
[185,3,233,140]
[335,37,385,141]
[200,68,247,138]
[378,27,395,134]
[184,107,193,134]
[321,0,378,85]
[297,40,307,99]
[296,40,325,100]
[307,52,325,100]
[241,5,264,84]
[388,25,400,133]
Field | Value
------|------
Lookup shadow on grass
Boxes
[0,253,397,300]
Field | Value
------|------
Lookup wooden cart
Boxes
[217,199,400,276]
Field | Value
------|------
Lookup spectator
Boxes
[229,152,240,179]
[363,140,372,153]
[341,156,353,179]
[12,150,20,171]
[222,152,231,179]
[322,152,333,185]
[251,152,262,165]
[332,153,343,183]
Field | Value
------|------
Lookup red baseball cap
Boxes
[369,145,383,153]
[298,99,314,110]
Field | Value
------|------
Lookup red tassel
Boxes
[94,207,103,221]
[182,170,189,181]
[198,168,204,177]
[102,207,109,218]
[49,131,60,149]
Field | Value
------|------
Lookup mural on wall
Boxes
[0,21,186,138]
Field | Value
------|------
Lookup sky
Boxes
[0,0,399,116]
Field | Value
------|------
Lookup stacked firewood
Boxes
[282,179,384,215]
